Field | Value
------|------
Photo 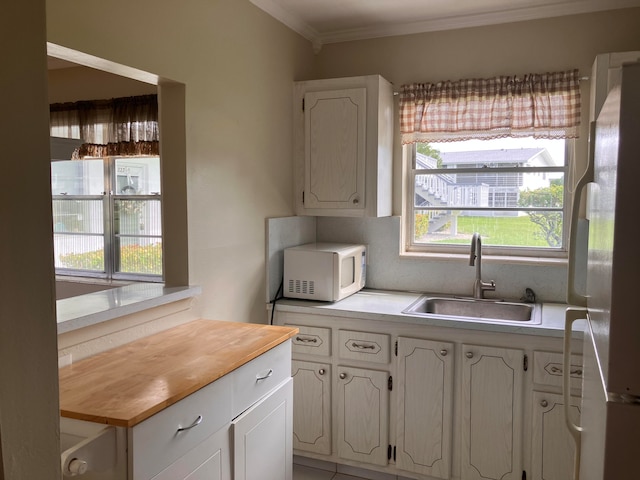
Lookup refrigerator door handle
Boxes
[567,122,595,307]
[564,307,587,480]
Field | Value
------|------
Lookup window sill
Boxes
[399,250,568,267]
[56,283,202,334]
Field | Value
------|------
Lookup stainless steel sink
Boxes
[402,295,540,323]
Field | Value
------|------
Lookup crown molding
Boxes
[318,0,639,44]
[249,0,323,52]
[250,0,640,53]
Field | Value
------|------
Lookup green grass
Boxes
[429,215,556,248]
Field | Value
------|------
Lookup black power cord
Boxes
[269,278,284,325]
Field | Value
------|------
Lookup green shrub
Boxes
[59,243,162,275]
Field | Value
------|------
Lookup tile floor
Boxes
[293,464,366,480]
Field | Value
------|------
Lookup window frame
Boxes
[52,155,163,282]
[402,141,573,260]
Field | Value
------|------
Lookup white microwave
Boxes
[283,243,366,302]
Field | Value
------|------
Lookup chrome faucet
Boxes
[469,233,496,299]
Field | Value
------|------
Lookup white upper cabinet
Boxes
[294,75,393,217]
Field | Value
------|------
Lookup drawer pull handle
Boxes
[256,369,274,382]
[352,342,375,350]
[177,415,203,432]
[550,365,583,376]
[296,336,318,343]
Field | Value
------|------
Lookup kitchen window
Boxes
[405,137,569,255]
[399,70,581,258]
[51,156,162,280]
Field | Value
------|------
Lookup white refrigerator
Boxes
[565,61,640,480]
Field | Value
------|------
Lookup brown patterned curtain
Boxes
[50,94,159,158]
[399,70,581,144]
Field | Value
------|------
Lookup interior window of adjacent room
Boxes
[51,155,163,281]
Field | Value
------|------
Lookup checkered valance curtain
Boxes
[50,94,159,158]
[399,70,581,144]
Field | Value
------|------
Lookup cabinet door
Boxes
[304,88,366,210]
[292,360,331,455]
[461,345,524,480]
[151,426,230,480]
[531,391,581,480]
[232,378,293,480]
[396,337,454,479]
[336,365,389,466]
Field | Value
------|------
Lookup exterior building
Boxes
[415,148,555,232]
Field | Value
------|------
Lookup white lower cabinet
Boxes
[530,350,583,480]
[530,391,581,480]
[130,341,292,480]
[461,344,524,480]
[336,366,390,466]
[279,312,581,480]
[151,426,229,480]
[291,360,332,455]
[232,378,293,480]
[396,337,454,479]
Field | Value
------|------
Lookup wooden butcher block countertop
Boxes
[59,319,298,427]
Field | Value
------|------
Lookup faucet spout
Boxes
[469,232,479,267]
[469,233,495,299]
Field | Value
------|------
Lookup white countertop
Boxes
[272,289,585,338]
[57,283,202,334]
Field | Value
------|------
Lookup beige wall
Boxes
[1,1,61,478]
[47,0,316,324]
[315,8,640,213]
[48,66,156,103]
[44,7,640,323]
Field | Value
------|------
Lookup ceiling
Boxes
[249,0,640,50]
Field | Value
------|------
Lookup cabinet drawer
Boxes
[337,330,390,364]
[233,341,291,416]
[130,373,233,480]
[287,324,331,356]
[533,351,583,390]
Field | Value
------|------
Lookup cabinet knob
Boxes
[353,197,359,205]
[318,368,325,375]
[540,399,549,408]
[466,352,474,359]
[67,458,88,475]
[440,349,448,356]
[339,372,347,380]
